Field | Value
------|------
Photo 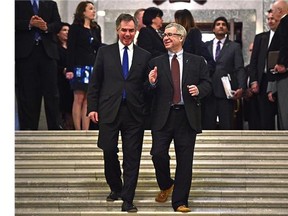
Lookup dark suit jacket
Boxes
[249,31,270,84]
[15,0,61,60]
[87,43,151,125]
[148,52,211,133]
[277,14,288,68]
[137,25,166,58]
[206,38,246,98]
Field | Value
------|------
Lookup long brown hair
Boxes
[73,1,98,29]
[174,9,196,32]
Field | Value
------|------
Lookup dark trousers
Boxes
[99,103,144,203]
[15,42,60,130]
[151,107,196,210]
[202,94,234,129]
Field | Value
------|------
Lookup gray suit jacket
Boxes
[206,38,246,98]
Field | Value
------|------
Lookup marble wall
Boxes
[56,0,275,65]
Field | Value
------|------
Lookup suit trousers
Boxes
[202,94,234,129]
[15,42,60,130]
[100,102,144,203]
[277,76,288,130]
[151,107,196,210]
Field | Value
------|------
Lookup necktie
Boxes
[215,40,221,60]
[32,0,40,41]
[122,46,129,99]
[171,54,181,104]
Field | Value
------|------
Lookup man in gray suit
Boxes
[270,0,288,130]
[87,14,151,212]
[203,16,246,129]
[148,23,211,212]
[248,9,279,129]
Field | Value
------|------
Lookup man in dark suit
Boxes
[270,0,288,130]
[15,0,61,130]
[203,16,246,129]
[147,23,211,212]
[87,14,151,212]
[247,9,279,129]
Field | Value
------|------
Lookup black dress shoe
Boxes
[106,191,121,201]
[121,201,138,212]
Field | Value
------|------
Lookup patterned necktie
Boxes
[171,54,181,104]
[215,40,221,60]
[32,0,40,41]
[122,46,129,99]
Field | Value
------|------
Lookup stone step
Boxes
[14,168,288,179]
[15,178,288,188]
[14,130,288,215]
[15,160,288,170]
[15,188,288,199]
[14,211,288,216]
[15,198,288,210]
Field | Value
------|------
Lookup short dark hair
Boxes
[56,22,70,34]
[142,7,163,26]
[116,13,137,30]
[213,16,229,30]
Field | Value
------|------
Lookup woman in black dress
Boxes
[66,1,102,130]
[56,22,74,130]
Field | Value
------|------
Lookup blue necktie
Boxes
[32,0,40,41]
[122,46,129,99]
[215,40,221,60]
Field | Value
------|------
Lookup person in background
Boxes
[147,23,211,212]
[134,8,145,44]
[137,7,166,58]
[15,0,62,130]
[247,9,279,130]
[66,1,102,130]
[137,7,166,129]
[174,9,215,77]
[56,22,74,130]
[269,0,288,130]
[203,16,246,130]
[87,14,151,212]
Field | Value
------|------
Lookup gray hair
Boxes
[165,22,187,40]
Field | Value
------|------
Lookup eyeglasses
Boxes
[162,32,182,38]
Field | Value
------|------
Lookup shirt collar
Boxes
[118,41,134,51]
[168,49,183,58]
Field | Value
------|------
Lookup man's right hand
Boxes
[149,66,158,84]
[88,112,98,123]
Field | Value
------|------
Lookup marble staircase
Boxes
[15,130,288,215]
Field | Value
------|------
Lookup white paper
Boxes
[221,75,235,99]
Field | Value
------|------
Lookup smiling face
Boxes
[57,25,69,43]
[117,20,136,46]
[162,26,183,53]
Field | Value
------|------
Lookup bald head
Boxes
[272,0,288,21]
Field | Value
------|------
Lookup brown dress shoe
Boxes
[176,205,191,212]
[155,184,174,202]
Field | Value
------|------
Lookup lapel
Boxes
[38,0,43,16]
[217,38,230,61]
[163,54,173,86]
[128,44,139,79]
[206,40,214,62]
[111,43,124,79]
[261,31,269,52]
[182,53,190,85]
